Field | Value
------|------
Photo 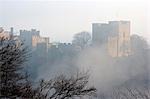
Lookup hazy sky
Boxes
[0,0,149,43]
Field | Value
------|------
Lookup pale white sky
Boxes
[0,0,149,43]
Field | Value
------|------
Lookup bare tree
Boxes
[0,36,34,98]
[72,31,91,49]
[34,72,97,99]
[131,34,149,53]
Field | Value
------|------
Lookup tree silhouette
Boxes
[0,36,34,98]
[34,72,97,99]
[72,31,91,49]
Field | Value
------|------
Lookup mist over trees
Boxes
[0,36,97,99]
[0,28,150,99]
[30,31,92,79]
[30,32,149,87]
[31,43,79,79]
